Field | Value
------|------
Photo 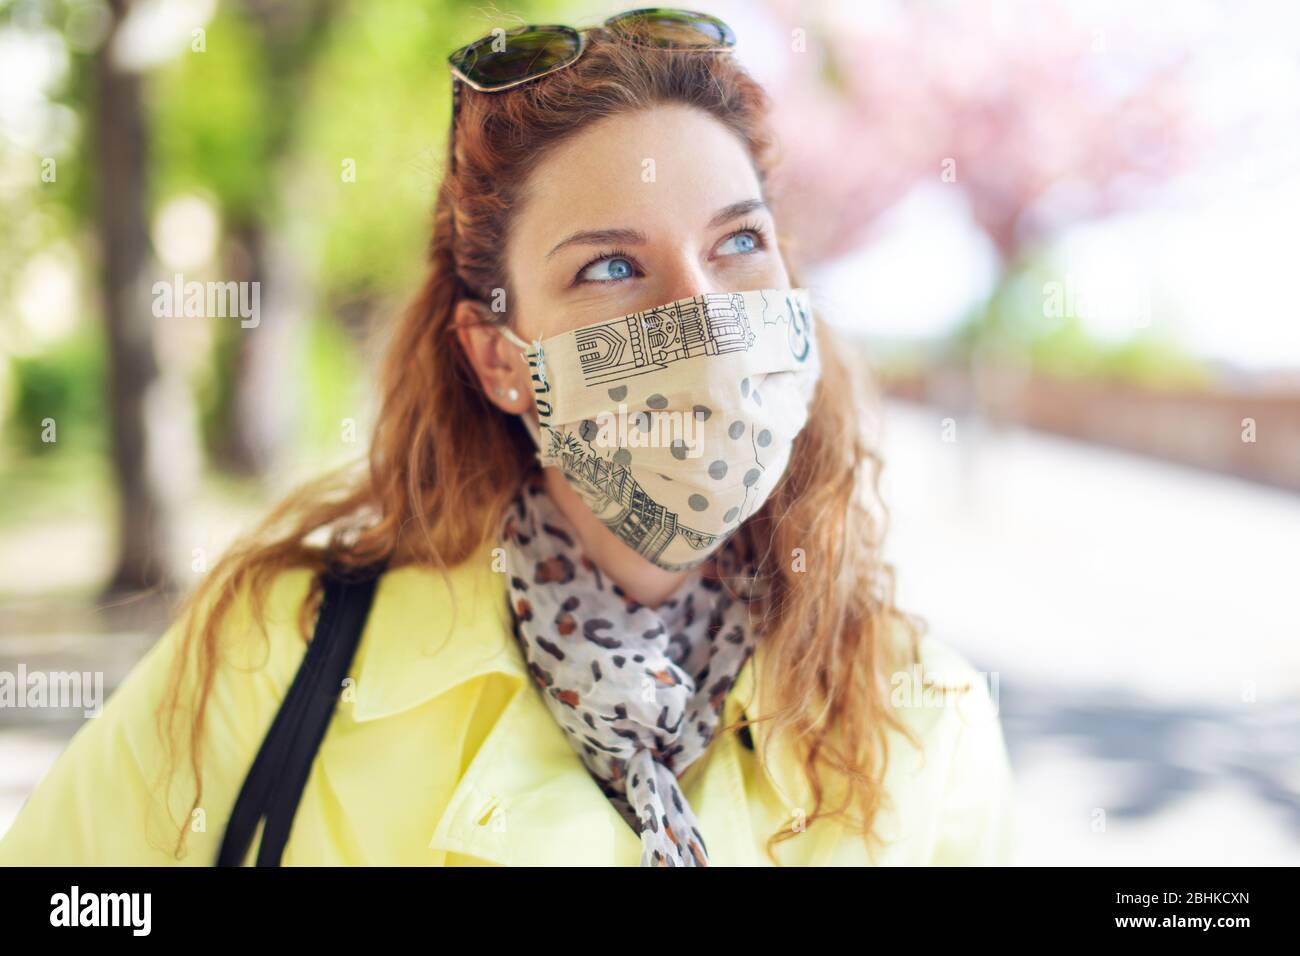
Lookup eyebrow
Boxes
[544,198,768,261]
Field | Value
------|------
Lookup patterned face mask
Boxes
[497,287,822,570]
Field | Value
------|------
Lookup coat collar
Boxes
[348,540,830,865]
[349,545,527,723]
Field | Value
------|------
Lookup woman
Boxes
[0,10,1014,866]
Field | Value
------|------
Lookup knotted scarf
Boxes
[498,473,765,866]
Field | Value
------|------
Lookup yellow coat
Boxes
[0,540,1016,866]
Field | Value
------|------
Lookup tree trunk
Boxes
[97,0,171,596]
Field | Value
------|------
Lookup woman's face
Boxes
[458,101,791,419]
[455,103,794,601]
[506,102,790,342]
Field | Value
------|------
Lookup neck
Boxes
[540,467,689,608]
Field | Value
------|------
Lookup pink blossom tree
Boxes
[745,0,1199,272]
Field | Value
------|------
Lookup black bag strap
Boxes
[216,562,386,866]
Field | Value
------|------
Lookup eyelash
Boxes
[571,220,769,286]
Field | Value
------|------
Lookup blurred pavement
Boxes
[878,398,1300,865]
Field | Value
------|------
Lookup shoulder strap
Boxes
[216,562,385,866]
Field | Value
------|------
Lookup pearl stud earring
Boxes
[496,386,520,402]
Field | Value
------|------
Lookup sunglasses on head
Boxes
[446,8,736,174]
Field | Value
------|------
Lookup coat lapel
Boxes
[426,664,772,866]
[348,550,526,723]
[718,640,841,866]
[342,541,828,866]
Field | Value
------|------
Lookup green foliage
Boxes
[193,321,243,465]
[1101,332,1212,390]
[291,0,560,303]
[949,252,1211,390]
[150,5,273,220]
[300,312,365,450]
[7,330,107,455]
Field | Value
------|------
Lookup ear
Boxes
[454,298,532,414]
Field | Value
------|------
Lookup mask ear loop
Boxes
[495,322,542,354]
[493,323,551,470]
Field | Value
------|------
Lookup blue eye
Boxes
[571,224,767,288]
[717,229,761,256]
[735,233,757,253]
[577,254,637,284]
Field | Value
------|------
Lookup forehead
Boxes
[508,104,763,263]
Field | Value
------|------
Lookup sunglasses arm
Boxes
[448,75,463,176]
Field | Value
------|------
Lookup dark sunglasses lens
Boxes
[450,26,582,88]
[607,8,736,49]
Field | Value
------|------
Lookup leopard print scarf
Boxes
[499,474,765,866]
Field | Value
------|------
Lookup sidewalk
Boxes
[877,398,1300,864]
